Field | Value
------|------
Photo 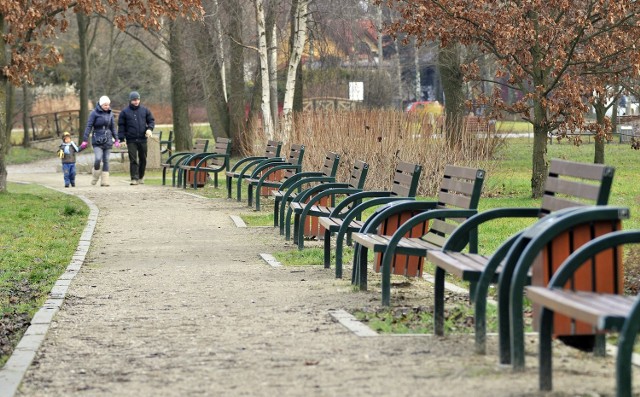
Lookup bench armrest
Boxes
[232,157,284,178]
[249,158,288,178]
[506,206,630,370]
[163,151,195,166]
[440,207,541,251]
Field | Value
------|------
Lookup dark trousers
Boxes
[127,141,148,181]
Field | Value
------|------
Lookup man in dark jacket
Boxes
[118,91,155,185]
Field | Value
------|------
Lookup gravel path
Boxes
[2,160,631,396]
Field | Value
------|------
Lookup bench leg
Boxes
[352,244,368,291]
[162,167,168,185]
[284,208,295,240]
[247,184,254,207]
[236,178,243,201]
[539,308,554,391]
[323,228,332,269]
[617,303,640,397]
[434,267,446,336]
[273,197,280,227]
[226,176,232,198]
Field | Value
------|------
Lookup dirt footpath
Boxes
[4,161,632,397]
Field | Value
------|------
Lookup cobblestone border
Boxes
[0,188,99,397]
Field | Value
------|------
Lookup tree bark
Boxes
[192,10,229,139]
[168,18,193,151]
[531,101,549,198]
[226,0,248,154]
[438,44,465,147]
[593,102,606,164]
[21,84,30,148]
[266,7,279,132]
[414,39,421,100]
[282,0,308,138]
[76,13,90,141]
[0,15,8,193]
[289,0,304,113]
[255,0,274,139]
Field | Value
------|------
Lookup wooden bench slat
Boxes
[545,177,602,201]
[439,178,477,195]
[526,287,632,328]
[437,191,472,208]
[549,159,609,181]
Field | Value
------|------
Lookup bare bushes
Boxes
[259,109,503,197]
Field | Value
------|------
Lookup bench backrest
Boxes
[208,137,232,167]
[319,151,341,177]
[191,138,210,153]
[347,160,369,189]
[422,165,486,246]
[539,159,614,217]
[264,140,283,158]
[390,161,423,197]
[280,144,305,180]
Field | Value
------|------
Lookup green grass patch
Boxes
[0,183,88,366]
[7,147,55,165]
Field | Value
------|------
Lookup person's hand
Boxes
[80,141,88,150]
[145,129,152,138]
[114,140,121,148]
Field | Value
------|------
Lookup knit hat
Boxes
[62,131,71,138]
[129,91,141,101]
[99,96,110,106]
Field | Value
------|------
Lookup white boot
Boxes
[91,169,102,185]
[100,172,110,187]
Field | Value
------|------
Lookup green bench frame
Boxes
[177,137,232,189]
[424,159,616,367]
[526,229,640,397]
[350,165,486,303]
[225,140,283,201]
[289,161,422,251]
[271,151,341,229]
[161,138,210,186]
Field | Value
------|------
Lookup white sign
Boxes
[349,82,364,101]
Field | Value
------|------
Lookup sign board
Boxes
[349,82,364,101]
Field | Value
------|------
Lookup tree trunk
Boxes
[226,0,248,155]
[531,102,549,198]
[168,18,193,151]
[375,4,383,71]
[0,15,8,192]
[193,9,229,139]
[414,39,421,100]
[255,0,274,139]
[593,102,606,164]
[289,0,304,113]
[282,0,308,138]
[21,84,30,148]
[212,0,227,103]
[76,13,90,141]
[438,44,465,147]
[267,9,279,133]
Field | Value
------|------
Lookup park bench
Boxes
[246,144,305,210]
[349,165,485,299]
[111,130,173,163]
[271,151,340,230]
[159,130,173,159]
[176,137,232,189]
[161,138,210,186]
[225,140,283,201]
[525,229,639,397]
[288,161,422,251]
[424,159,616,366]
[281,159,369,238]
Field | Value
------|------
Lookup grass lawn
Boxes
[2,137,639,342]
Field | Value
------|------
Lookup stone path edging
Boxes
[0,187,99,397]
